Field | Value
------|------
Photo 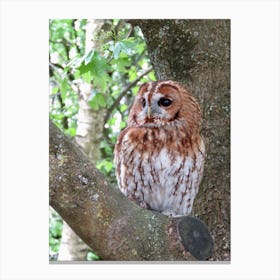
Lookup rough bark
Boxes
[49,121,213,261]
[130,19,230,261]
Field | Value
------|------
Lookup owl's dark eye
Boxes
[158,98,172,107]
[142,98,146,108]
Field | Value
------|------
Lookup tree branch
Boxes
[104,66,153,124]
[49,120,213,261]
[49,62,64,72]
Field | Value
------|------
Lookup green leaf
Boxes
[66,127,76,137]
[113,42,122,59]
[120,120,126,129]
[105,162,114,173]
[88,99,98,110]
[99,140,109,149]
[87,251,100,261]
[88,92,106,110]
[49,219,62,238]
[148,71,156,81]
[96,93,106,107]
[132,86,139,95]
[92,52,109,75]
[119,38,137,55]
[67,56,84,68]
[93,75,109,91]
[60,78,68,102]
[96,159,114,174]
[135,43,145,54]
[81,71,92,83]
[52,87,59,94]
[84,49,95,65]
[77,51,110,90]
[120,104,128,113]
[78,61,93,75]
[128,66,137,81]
[111,56,131,72]
[107,117,116,126]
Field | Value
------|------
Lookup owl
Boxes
[114,80,205,217]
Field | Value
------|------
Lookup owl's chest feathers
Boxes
[118,126,205,213]
[123,124,197,156]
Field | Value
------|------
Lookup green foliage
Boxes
[49,208,63,261]
[50,19,155,176]
[49,19,87,136]
[88,90,106,110]
[87,251,101,261]
[49,19,155,260]
[76,50,110,90]
[49,19,154,139]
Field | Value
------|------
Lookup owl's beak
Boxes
[147,106,151,119]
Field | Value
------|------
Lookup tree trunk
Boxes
[130,19,230,261]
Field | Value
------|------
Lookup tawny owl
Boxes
[114,80,205,217]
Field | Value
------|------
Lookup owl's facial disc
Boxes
[149,92,180,122]
[139,91,153,121]
[131,82,183,126]
[136,90,180,124]
[142,95,162,122]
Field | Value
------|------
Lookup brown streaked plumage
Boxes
[114,80,205,217]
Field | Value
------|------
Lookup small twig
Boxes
[49,62,64,71]
[49,39,64,44]
[104,66,153,123]
[126,25,134,38]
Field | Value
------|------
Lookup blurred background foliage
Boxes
[49,19,155,261]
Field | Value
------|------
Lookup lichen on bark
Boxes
[130,19,230,261]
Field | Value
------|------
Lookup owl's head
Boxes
[128,80,202,133]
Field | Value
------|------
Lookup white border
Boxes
[0,0,279,279]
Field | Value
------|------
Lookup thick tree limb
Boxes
[49,121,213,261]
